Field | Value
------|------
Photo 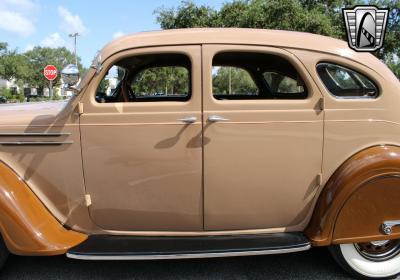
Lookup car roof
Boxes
[98,28,393,79]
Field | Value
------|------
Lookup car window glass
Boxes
[95,53,191,103]
[263,72,304,93]
[98,65,125,97]
[212,52,307,100]
[132,66,189,99]
[326,66,359,89]
[212,66,258,96]
[317,63,378,98]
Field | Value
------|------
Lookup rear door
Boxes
[202,45,324,231]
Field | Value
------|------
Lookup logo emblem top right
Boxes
[343,6,389,52]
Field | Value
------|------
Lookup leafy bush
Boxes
[0,87,12,100]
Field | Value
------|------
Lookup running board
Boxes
[67,232,311,260]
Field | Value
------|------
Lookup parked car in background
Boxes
[0,29,400,279]
[0,96,6,104]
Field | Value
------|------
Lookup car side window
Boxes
[132,66,189,101]
[316,62,378,98]
[212,52,307,100]
[212,66,259,97]
[263,72,305,94]
[96,53,191,103]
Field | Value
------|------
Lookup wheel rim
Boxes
[354,239,400,262]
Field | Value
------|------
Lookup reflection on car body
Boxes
[0,29,400,279]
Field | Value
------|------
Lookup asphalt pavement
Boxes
[0,248,362,280]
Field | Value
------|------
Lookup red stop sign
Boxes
[43,65,58,81]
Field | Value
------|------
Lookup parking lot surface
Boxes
[0,248,366,280]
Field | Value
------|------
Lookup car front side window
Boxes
[95,53,191,103]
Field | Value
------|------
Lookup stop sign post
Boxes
[43,65,58,98]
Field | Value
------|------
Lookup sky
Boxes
[0,0,223,67]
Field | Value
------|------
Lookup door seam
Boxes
[201,44,205,231]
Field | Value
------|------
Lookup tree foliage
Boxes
[23,46,82,89]
[213,67,258,95]
[156,0,399,74]
[0,43,30,82]
[132,66,189,96]
[0,43,83,91]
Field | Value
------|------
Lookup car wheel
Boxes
[0,235,9,270]
[329,239,400,279]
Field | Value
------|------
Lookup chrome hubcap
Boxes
[355,239,400,261]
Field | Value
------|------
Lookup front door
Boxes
[202,45,324,231]
[80,46,203,231]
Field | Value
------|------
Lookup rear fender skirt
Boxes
[306,145,400,246]
[0,161,87,256]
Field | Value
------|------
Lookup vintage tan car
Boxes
[0,28,400,279]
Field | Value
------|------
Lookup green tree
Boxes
[23,46,83,90]
[132,66,189,96]
[156,0,350,36]
[213,67,258,95]
[155,0,400,77]
[0,43,30,82]
[0,43,84,96]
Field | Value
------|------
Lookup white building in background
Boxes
[0,78,19,93]
[0,77,68,98]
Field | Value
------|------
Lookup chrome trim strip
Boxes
[0,141,74,146]
[66,244,311,260]
[0,132,71,137]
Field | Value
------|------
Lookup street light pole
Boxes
[69,33,80,65]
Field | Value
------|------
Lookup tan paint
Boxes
[202,45,323,231]
[0,29,399,252]
[0,100,96,233]
[98,29,391,80]
[0,161,86,255]
[79,46,204,231]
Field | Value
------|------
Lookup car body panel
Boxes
[79,46,204,231]
[0,100,93,232]
[97,28,395,81]
[306,145,400,246]
[0,161,87,255]
[0,29,399,255]
[201,45,323,231]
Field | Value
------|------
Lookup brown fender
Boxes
[0,161,87,256]
[306,145,400,246]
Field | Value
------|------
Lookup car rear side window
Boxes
[316,63,378,98]
[212,52,307,100]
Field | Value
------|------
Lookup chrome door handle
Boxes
[208,115,229,122]
[382,220,400,235]
[177,116,197,124]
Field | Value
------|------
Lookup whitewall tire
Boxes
[330,240,400,279]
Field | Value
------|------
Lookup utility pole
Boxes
[69,33,80,65]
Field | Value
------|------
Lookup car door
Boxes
[79,46,203,231]
[202,45,324,231]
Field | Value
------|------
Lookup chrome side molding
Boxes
[0,132,71,137]
[66,244,311,261]
[0,141,74,146]
[382,220,400,235]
